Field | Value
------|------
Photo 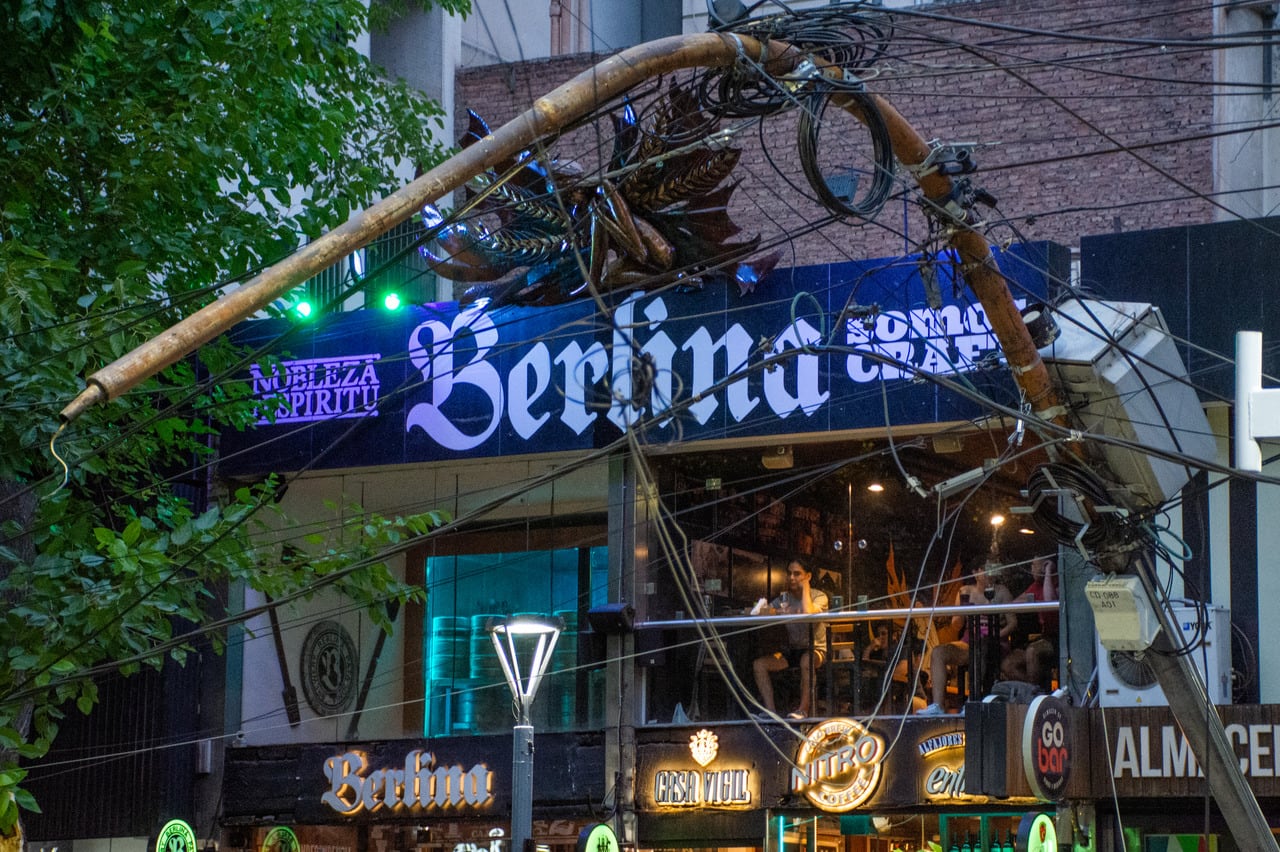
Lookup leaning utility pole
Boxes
[55,27,1278,852]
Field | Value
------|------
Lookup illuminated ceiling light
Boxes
[990,513,1006,527]
[866,482,884,493]
[1018,527,1036,535]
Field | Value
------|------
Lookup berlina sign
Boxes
[261,827,300,852]
[322,749,494,815]
[156,819,197,852]
[791,718,886,812]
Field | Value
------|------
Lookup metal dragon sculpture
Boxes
[419,84,780,307]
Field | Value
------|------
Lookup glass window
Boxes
[424,546,607,736]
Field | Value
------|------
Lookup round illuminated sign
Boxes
[793,718,886,812]
[577,823,620,852]
[1022,694,1071,801]
[1015,812,1057,852]
[156,819,197,852]
[261,827,300,852]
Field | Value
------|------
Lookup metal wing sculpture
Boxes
[419,82,780,307]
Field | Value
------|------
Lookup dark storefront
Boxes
[636,717,1044,852]
[222,733,606,852]
[966,699,1280,849]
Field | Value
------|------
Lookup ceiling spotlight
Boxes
[762,445,793,469]
[1018,527,1036,535]
[990,513,1006,527]
[866,482,884,493]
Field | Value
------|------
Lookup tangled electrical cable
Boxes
[712,5,895,68]
[796,78,895,221]
[697,6,895,118]
[1023,461,1139,552]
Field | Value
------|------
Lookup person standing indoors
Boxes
[916,562,1013,715]
[752,559,829,719]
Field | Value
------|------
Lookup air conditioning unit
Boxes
[1096,604,1231,707]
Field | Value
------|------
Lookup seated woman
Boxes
[752,559,828,719]
[917,562,1014,715]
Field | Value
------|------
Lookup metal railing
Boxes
[644,599,1060,718]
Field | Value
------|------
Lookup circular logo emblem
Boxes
[793,718,886,812]
[1015,812,1058,852]
[156,819,197,852]
[261,827,299,852]
[1022,694,1071,801]
[300,620,357,717]
[577,823,620,852]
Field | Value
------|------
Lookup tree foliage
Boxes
[0,0,466,830]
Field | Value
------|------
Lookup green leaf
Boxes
[171,522,192,546]
[121,519,143,547]
[193,507,220,531]
[14,786,41,812]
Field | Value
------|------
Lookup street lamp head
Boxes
[489,615,563,721]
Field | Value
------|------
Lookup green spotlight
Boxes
[382,292,402,311]
[295,300,314,318]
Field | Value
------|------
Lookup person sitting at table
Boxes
[1003,550,1064,690]
[752,558,829,719]
[863,622,891,663]
[866,618,929,713]
[916,561,1014,716]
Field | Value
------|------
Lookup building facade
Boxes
[21,2,1280,852]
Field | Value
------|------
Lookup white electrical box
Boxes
[1096,604,1232,707]
[1085,575,1163,651]
[1039,299,1217,508]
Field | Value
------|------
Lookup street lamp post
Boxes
[489,616,562,852]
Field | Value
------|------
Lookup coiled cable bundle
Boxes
[698,6,895,118]
[797,80,895,221]
[1024,462,1140,551]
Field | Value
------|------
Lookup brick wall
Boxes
[453,0,1214,266]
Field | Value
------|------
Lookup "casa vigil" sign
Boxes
[650,729,757,808]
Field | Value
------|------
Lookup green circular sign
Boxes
[262,827,300,852]
[577,823,620,852]
[1015,812,1057,852]
[156,820,197,852]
